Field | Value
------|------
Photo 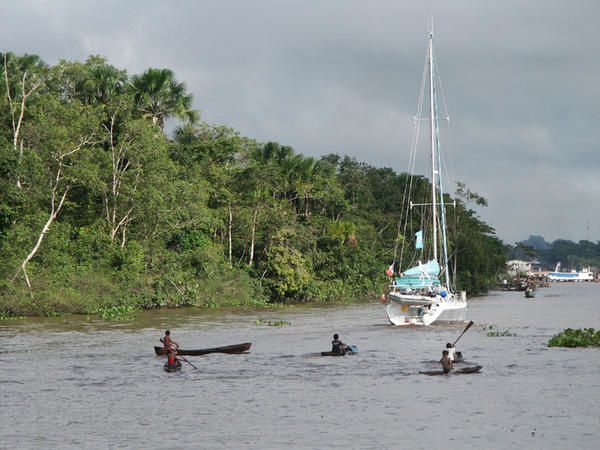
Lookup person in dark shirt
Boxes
[331,333,347,354]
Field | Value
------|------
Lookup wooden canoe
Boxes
[420,365,482,376]
[163,361,182,373]
[321,345,358,356]
[154,342,252,356]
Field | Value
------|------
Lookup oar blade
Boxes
[453,320,475,346]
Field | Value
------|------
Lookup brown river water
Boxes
[1,283,599,449]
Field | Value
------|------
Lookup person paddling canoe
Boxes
[331,333,348,354]
[440,350,453,374]
[166,346,181,371]
[161,330,178,353]
[446,342,457,362]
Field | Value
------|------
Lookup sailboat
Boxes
[384,28,467,326]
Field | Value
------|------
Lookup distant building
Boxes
[507,260,542,275]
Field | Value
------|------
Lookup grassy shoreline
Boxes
[0,286,377,321]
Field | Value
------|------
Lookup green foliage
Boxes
[262,228,312,301]
[95,305,138,321]
[0,313,24,320]
[548,328,600,347]
[0,51,507,317]
[129,68,198,129]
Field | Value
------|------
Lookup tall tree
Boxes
[13,95,97,294]
[1,52,47,189]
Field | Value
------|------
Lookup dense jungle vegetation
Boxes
[0,53,506,317]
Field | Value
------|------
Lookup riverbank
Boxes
[0,279,378,320]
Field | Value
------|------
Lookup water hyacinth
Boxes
[95,305,138,321]
[548,328,600,348]
[255,319,291,327]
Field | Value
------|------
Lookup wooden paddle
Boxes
[177,354,197,370]
[162,339,196,369]
[453,320,474,346]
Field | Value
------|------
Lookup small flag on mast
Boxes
[385,263,394,277]
[415,230,423,249]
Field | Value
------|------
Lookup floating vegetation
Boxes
[201,299,220,309]
[0,313,24,321]
[548,328,600,348]
[481,324,516,337]
[255,319,291,327]
[95,305,138,321]
[487,330,517,337]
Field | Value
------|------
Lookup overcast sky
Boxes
[2,0,599,244]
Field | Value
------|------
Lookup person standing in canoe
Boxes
[166,346,180,371]
[161,330,178,353]
[331,334,347,354]
[440,350,453,374]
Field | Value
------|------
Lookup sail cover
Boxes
[393,259,441,289]
[401,259,440,277]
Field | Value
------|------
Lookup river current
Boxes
[1,282,599,449]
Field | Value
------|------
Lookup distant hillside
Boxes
[509,235,600,269]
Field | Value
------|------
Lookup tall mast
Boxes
[428,30,438,262]
[429,28,452,289]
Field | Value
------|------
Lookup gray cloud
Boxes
[2,0,599,243]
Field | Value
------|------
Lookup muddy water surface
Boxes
[1,283,599,449]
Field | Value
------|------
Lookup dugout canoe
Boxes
[154,342,252,356]
[419,365,482,376]
[163,361,182,373]
[320,345,358,356]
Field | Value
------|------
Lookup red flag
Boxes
[385,263,394,277]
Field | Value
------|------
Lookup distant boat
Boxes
[547,262,594,282]
[383,27,467,326]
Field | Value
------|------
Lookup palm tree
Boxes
[88,63,127,105]
[129,68,199,131]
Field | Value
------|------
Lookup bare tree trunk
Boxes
[249,206,259,267]
[12,134,94,295]
[3,54,41,189]
[12,167,70,296]
[104,114,137,244]
[228,203,233,266]
[304,193,310,217]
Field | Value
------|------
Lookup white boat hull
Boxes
[547,271,594,282]
[385,293,467,326]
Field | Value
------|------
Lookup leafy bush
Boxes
[548,328,600,348]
